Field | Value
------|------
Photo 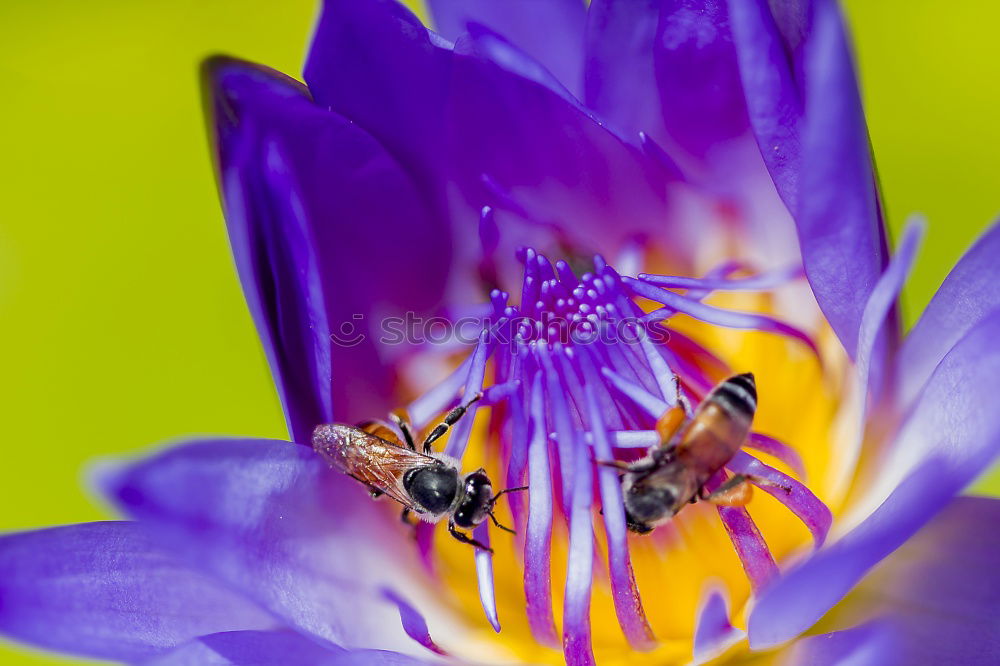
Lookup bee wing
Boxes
[340,437,439,509]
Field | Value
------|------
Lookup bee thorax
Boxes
[403,465,460,515]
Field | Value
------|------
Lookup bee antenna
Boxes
[488,511,517,534]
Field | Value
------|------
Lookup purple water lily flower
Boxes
[3,1,1000,664]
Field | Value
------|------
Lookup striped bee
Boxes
[606,373,769,534]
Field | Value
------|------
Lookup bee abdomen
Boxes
[710,372,757,419]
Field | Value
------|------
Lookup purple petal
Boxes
[103,438,434,652]
[0,522,274,662]
[461,23,583,112]
[147,629,430,666]
[750,309,1000,647]
[584,0,668,144]
[446,35,670,256]
[692,590,744,663]
[148,630,338,666]
[205,57,449,435]
[380,589,447,656]
[847,217,923,471]
[795,0,888,358]
[638,132,686,181]
[726,0,805,212]
[206,60,330,441]
[728,0,891,357]
[304,0,452,205]
[893,217,1000,413]
[654,0,749,157]
[579,350,656,650]
[428,0,586,96]
[307,1,671,259]
[816,497,1000,663]
[856,216,924,407]
[780,622,900,666]
[524,373,559,646]
[727,451,832,547]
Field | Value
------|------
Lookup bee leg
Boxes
[348,473,384,499]
[742,474,793,495]
[595,459,635,471]
[656,404,689,446]
[389,409,418,451]
[699,474,754,507]
[677,393,694,418]
[448,522,493,553]
[671,374,694,416]
[651,446,677,464]
[422,392,484,453]
[598,450,670,474]
[400,509,422,545]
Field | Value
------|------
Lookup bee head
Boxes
[624,509,656,535]
[452,469,494,529]
[403,464,460,516]
[622,481,679,534]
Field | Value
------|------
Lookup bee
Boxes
[603,373,786,534]
[312,394,524,552]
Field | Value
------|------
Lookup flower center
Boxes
[397,247,842,665]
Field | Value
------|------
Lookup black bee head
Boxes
[452,470,494,529]
[622,483,678,534]
[403,465,460,515]
[624,509,655,535]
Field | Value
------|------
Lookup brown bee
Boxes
[312,394,523,552]
[604,373,786,534]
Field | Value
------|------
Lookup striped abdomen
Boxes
[675,373,757,476]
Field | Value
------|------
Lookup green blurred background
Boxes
[0,1,997,663]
